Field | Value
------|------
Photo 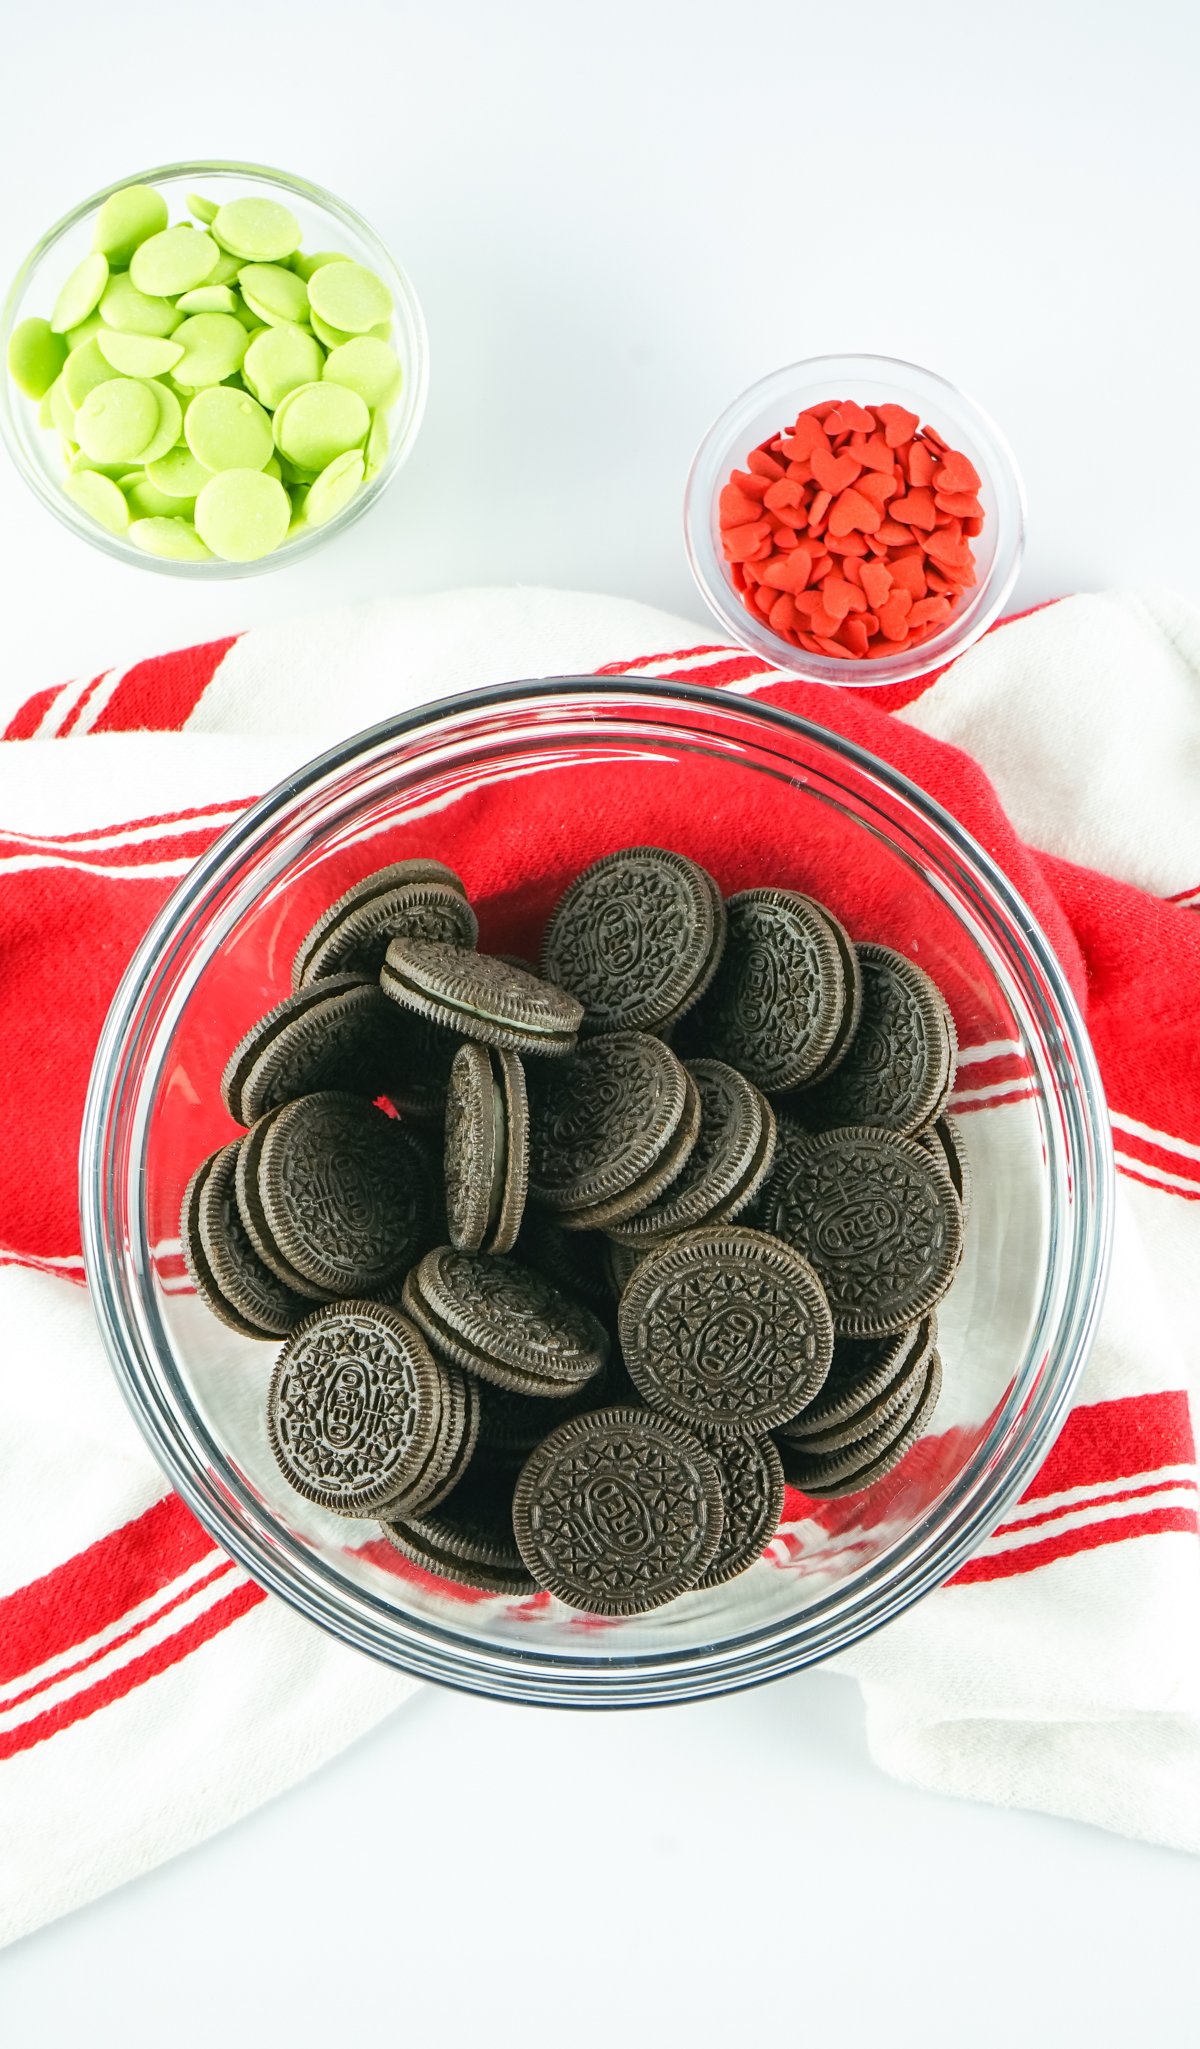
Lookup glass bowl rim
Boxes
[683,349,1028,690]
[80,674,1113,1707]
[0,156,429,578]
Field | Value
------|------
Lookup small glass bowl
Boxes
[684,353,1026,688]
[81,679,1111,1707]
[0,159,428,577]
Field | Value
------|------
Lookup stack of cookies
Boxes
[182,846,967,1616]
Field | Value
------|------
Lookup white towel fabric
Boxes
[1,585,1197,1950]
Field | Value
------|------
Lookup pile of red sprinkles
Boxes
[719,400,984,660]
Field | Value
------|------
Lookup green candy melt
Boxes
[51,253,109,334]
[237,262,309,327]
[212,197,301,263]
[171,312,248,389]
[99,272,182,338]
[8,318,68,399]
[93,185,169,267]
[74,377,159,463]
[63,337,115,408]
[8,175,404,566]
[146,445,211,498]
[96,329,185,377]
[323,336,401,410]
[130,226,220,298]
[274,381,369,470]
[185,385,274,472]
[64,467,131,534]
[194,468,291,560]
[243,323,323,409]
[129,516,213,561]
[307,260,393,335]
[304,448,366,527]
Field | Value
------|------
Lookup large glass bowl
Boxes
[1,159,428,577]
[80,679,1112,1706]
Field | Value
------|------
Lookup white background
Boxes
[3,0,1200,2037]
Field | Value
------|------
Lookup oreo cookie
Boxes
[541,846,726,1036]
[920,1114,972,1230]
[221,973,400,1126]
[293,859,474,988]
[236,1091,431,1300]
[402,1245,609,1398]
[681,888,861,1094]
[267,1299,474,1518]
[381,938,582,1057]
[512,1405,725,1614]
[381,1465,534,1595]
[761,1120,962,1337]
[776,1316,937,1453]
[779,1348,943,1497]
[181,1139,309,1338]
[696,1431,785,1589]
[527,1031,700,1230]
[618,1225,833,1435]
[605,1058,776,1243]
[794,943,956,1136]
[444,1042,529,1256]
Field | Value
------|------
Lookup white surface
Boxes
[3,0,1200,2030]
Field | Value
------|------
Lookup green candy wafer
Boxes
[194,468,291,560]
[51,253,109,334]
[7,317,68,397]
[93,184,168,266]
[185,386,273,472]
[274,380,369,469]
[74,377,159,463]
[64,467,130,534]
[130,226,220,298]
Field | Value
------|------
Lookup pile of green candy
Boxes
[6,182,403,563]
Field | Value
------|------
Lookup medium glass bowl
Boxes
[0,159,428,577]
[81,679,1111,1706]
[684,353,1026,688]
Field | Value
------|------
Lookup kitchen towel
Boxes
[1,584,1197,1947]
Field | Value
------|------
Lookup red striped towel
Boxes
[1,587,1197,1946]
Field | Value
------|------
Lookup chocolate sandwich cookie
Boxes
[183,1138,309,1337]
[761,1120,962,1337]
[381,939,583,1057]
[236,1090,430,1300]
[292,859,473,989]
[696,1431,785,1589]
[527,1031,701,1230]
[681,888,861,1094]
[381,1465,535,1595]
[776,1316,937,1454]
[540,846,726,1037]
[794,943,957,1137]
[402,1245,609,1398]
[618,1225,834,1435]
[384,1007,461,1125]
[444,1042,529,1255]
[920,1114,972,1230]
[779,1348,943,1497]
[605,1059,777,1243]
[267,1299,473,1518]
[514,1209,612,1317]
[221,973,401,1126]
[181,1146,299,1339]
[513,1406,725,1615]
